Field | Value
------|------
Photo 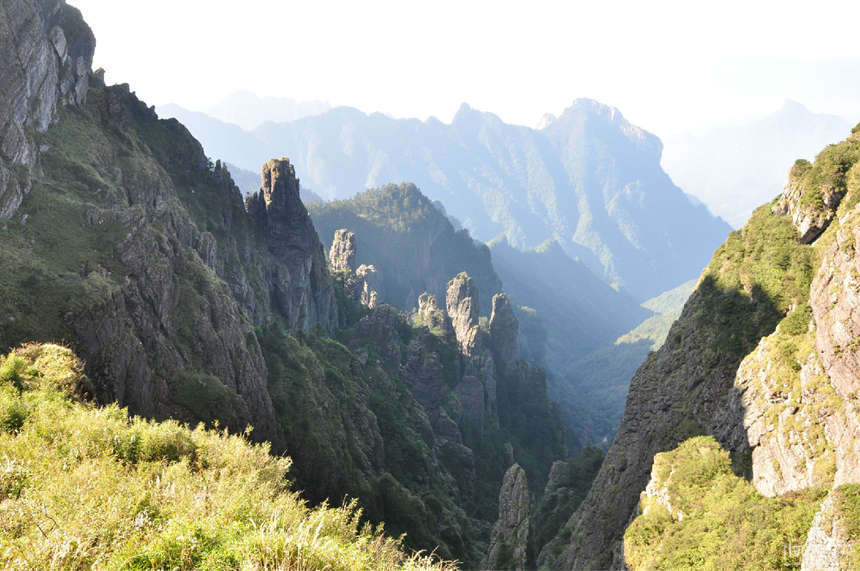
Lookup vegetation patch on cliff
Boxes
[624,436,826,571]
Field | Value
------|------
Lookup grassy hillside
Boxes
[0,343,453,571]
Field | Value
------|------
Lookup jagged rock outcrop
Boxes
[406,327,445,416]
[327,229,384,308]
[349,304,402,371]
[560,127,860,569]
[482,464,532,571]
[801,493,844,571]
[329,228,357,271]
[445,276,498,437]
[355,263,384,308]
[248,158,337,333]
[773,159,844,244]
[446,273,481,357]
[0,0,94,220]
[490,293,518,378]
[417,292,452,332]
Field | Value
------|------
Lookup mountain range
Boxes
[159,100,732,302]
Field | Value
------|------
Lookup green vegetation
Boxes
[531,447,605,569]
[624,436,826,571]
[0,343,453,571]
[641,279,697,315]
[834,484,860,569]
[697,202,815,365]
[308,183,503,315]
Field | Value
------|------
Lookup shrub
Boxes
[0,343,455,571]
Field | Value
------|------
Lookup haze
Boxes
[71,0,860,136]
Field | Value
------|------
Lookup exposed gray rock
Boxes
[355,263,384,308]
[329,228,356,272]
[418,292,452,332]
[802,494,844,571]
[248,158,337,333]
[455,371,485,438]
[0,0,94,220]
[446,273,481,357]
[482,463,532,571]
[406,327,445,419]
[349,304,402,371]
[490,293,518,378]
[557,280,762,570]
[66,150,280,448]
[773,160,842,244]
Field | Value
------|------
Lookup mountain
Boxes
[160,100,732,302]
[206,90,331,131]
[0,343,452,571]
[556,123,860,570]
[487,237,652,447]
[307,183,504,316]
[156,103,272,170]
[662,100,851,228]
[0,2,578,567]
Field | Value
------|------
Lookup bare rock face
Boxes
[248,158,337,333]
[329,228,356,272]
[62,98,281,448]
[801,493,844,571]
[417,292,452,332]
[0,0,95,220]
[349,304,402,371]
[355,264,385,308]
[557,279,767,570]
[490,293,518,378]
[773,159,843,244]
[447,273,481,357]
[406,327,445,417]
[727,328,837,497]
[809,205,860,488]
[482,463,532,571]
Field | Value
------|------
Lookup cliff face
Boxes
[560,127,860,569]
[0,0,93,219]
[0,0,338,450]
[482,464,532,571]
[247,158,337,333]
[308,183,504,316]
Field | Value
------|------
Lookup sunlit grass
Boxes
[0,343,456,571]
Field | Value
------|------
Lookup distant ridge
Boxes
[163,98,731,301]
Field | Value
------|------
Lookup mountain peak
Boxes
[556,98,663,159]
[536,113,557,130]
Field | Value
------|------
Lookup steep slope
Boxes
[0,343,453,571]
[166,99,732,301]
[558,123,860,569]
[308,183,504,316]
[488,236,651,447]
[0,4,572,566]
[0,0,94,219]
[663,100,851,228]
[156,103,273,174]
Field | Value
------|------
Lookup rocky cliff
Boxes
[0,0,93,220]
[482,464,532,571]
[0,0,340,450]
[559,125,860,569]
[308,182,503,315]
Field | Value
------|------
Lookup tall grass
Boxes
[0,343,456,571]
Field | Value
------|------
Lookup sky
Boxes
[70,0,860,138]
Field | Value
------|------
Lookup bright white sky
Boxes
[70,0,860,137]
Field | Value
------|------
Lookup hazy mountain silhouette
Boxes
[159,99,731,301]
[662,100,852,228]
